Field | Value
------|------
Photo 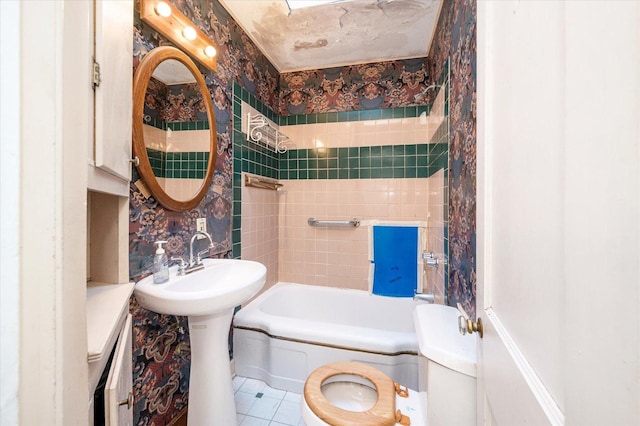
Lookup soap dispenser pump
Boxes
[152,240,169,284]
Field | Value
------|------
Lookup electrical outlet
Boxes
[196,218,207,236]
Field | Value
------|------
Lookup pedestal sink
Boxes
[135,258,266,426]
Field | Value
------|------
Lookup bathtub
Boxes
[232,282,424,393]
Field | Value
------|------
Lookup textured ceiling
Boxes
[218,0,443,72]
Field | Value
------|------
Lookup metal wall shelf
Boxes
[246,112,291,154]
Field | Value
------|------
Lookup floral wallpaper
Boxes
[145,77,208,122]
[427,0,477,318]
[129,0,476,424]
[278,58,430,115]
[130,0,277,424]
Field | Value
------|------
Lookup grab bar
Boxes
[307,217,360,228]
[244,174,283,191]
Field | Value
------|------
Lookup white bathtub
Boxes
[232,282,424,393]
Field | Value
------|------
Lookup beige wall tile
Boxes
[241,174,280,294]
[241,111,448,298]
[277,178,431,290]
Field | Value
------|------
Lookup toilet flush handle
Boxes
[456,303,483,338]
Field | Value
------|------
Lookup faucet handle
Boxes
[170,257,188,275]
[196,247,212,263]
[422,252,439,268]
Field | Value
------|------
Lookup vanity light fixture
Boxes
[182,26,197,41]
[140,0,217,72]
[204,46,217,58]
[154,1,171,17]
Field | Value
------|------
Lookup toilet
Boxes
[301,361,423,426]
[301,304,477,426]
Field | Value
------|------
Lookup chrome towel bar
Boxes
[244,174,283,191]
[307,217,360,228]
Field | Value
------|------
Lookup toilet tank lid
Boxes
[413,304,477,377]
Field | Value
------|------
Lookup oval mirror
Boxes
[132,46,217,211]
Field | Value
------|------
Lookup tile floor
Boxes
[233,376,306,426]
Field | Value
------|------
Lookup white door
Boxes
[105,314,134,426]
[476,2,639,425]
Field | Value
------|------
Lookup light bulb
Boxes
[204,45,217,58]
[154,1,171,17]
[182,26,197,41]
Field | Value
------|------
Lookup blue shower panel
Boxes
[372,226,418,297]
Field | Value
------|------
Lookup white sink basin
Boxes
[135,257,267,426]
[134,258,267,317]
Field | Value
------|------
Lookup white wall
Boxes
[0,2,21,424]
[0,1,91,424]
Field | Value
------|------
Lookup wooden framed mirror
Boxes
[132,46,217,211]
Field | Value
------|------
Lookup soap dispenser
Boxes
[152,240,169,284]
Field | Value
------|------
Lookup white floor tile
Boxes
[283,392,301,403]
[239,378,267,395]
[235,391,258,415]
[233,376,247,392]
[261,385,286,400]
[247,396,281,420]
[271,401,301,426]
[240,416,270,426]
[234,377,304,426]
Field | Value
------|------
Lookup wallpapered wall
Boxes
[144,77,208,123]
[427,0,477,317]
[278,57,429,115]
[130,0,278,424]
[129,0,476,424]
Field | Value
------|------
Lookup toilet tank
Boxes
[414,305,477,426]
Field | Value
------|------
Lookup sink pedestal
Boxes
[187,309,236,426]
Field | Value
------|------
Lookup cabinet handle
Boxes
[118,392,134,410]
[129,156,139,166]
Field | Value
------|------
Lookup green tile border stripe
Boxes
[143,118,210,131]
[277,105,430,126]
[145,148,209,179]
[278,143,447,181]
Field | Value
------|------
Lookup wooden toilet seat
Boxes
[303,361,397,426]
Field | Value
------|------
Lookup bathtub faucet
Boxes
[186,231,215,274]
[413,290,435,303]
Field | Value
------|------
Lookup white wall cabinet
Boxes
[88,0,134,196]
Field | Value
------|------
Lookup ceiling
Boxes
[218,0,443,73]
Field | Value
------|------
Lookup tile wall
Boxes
[424,70,449,304]
[234,84,448,294]
[240,175,280,292]
[278,178,430,290]
[141,124,211,201]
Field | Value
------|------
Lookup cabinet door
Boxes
[105,314,133,426]
[94,0,133,182]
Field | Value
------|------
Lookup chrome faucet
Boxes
[186,231,215,274]
[413,290,435,303]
